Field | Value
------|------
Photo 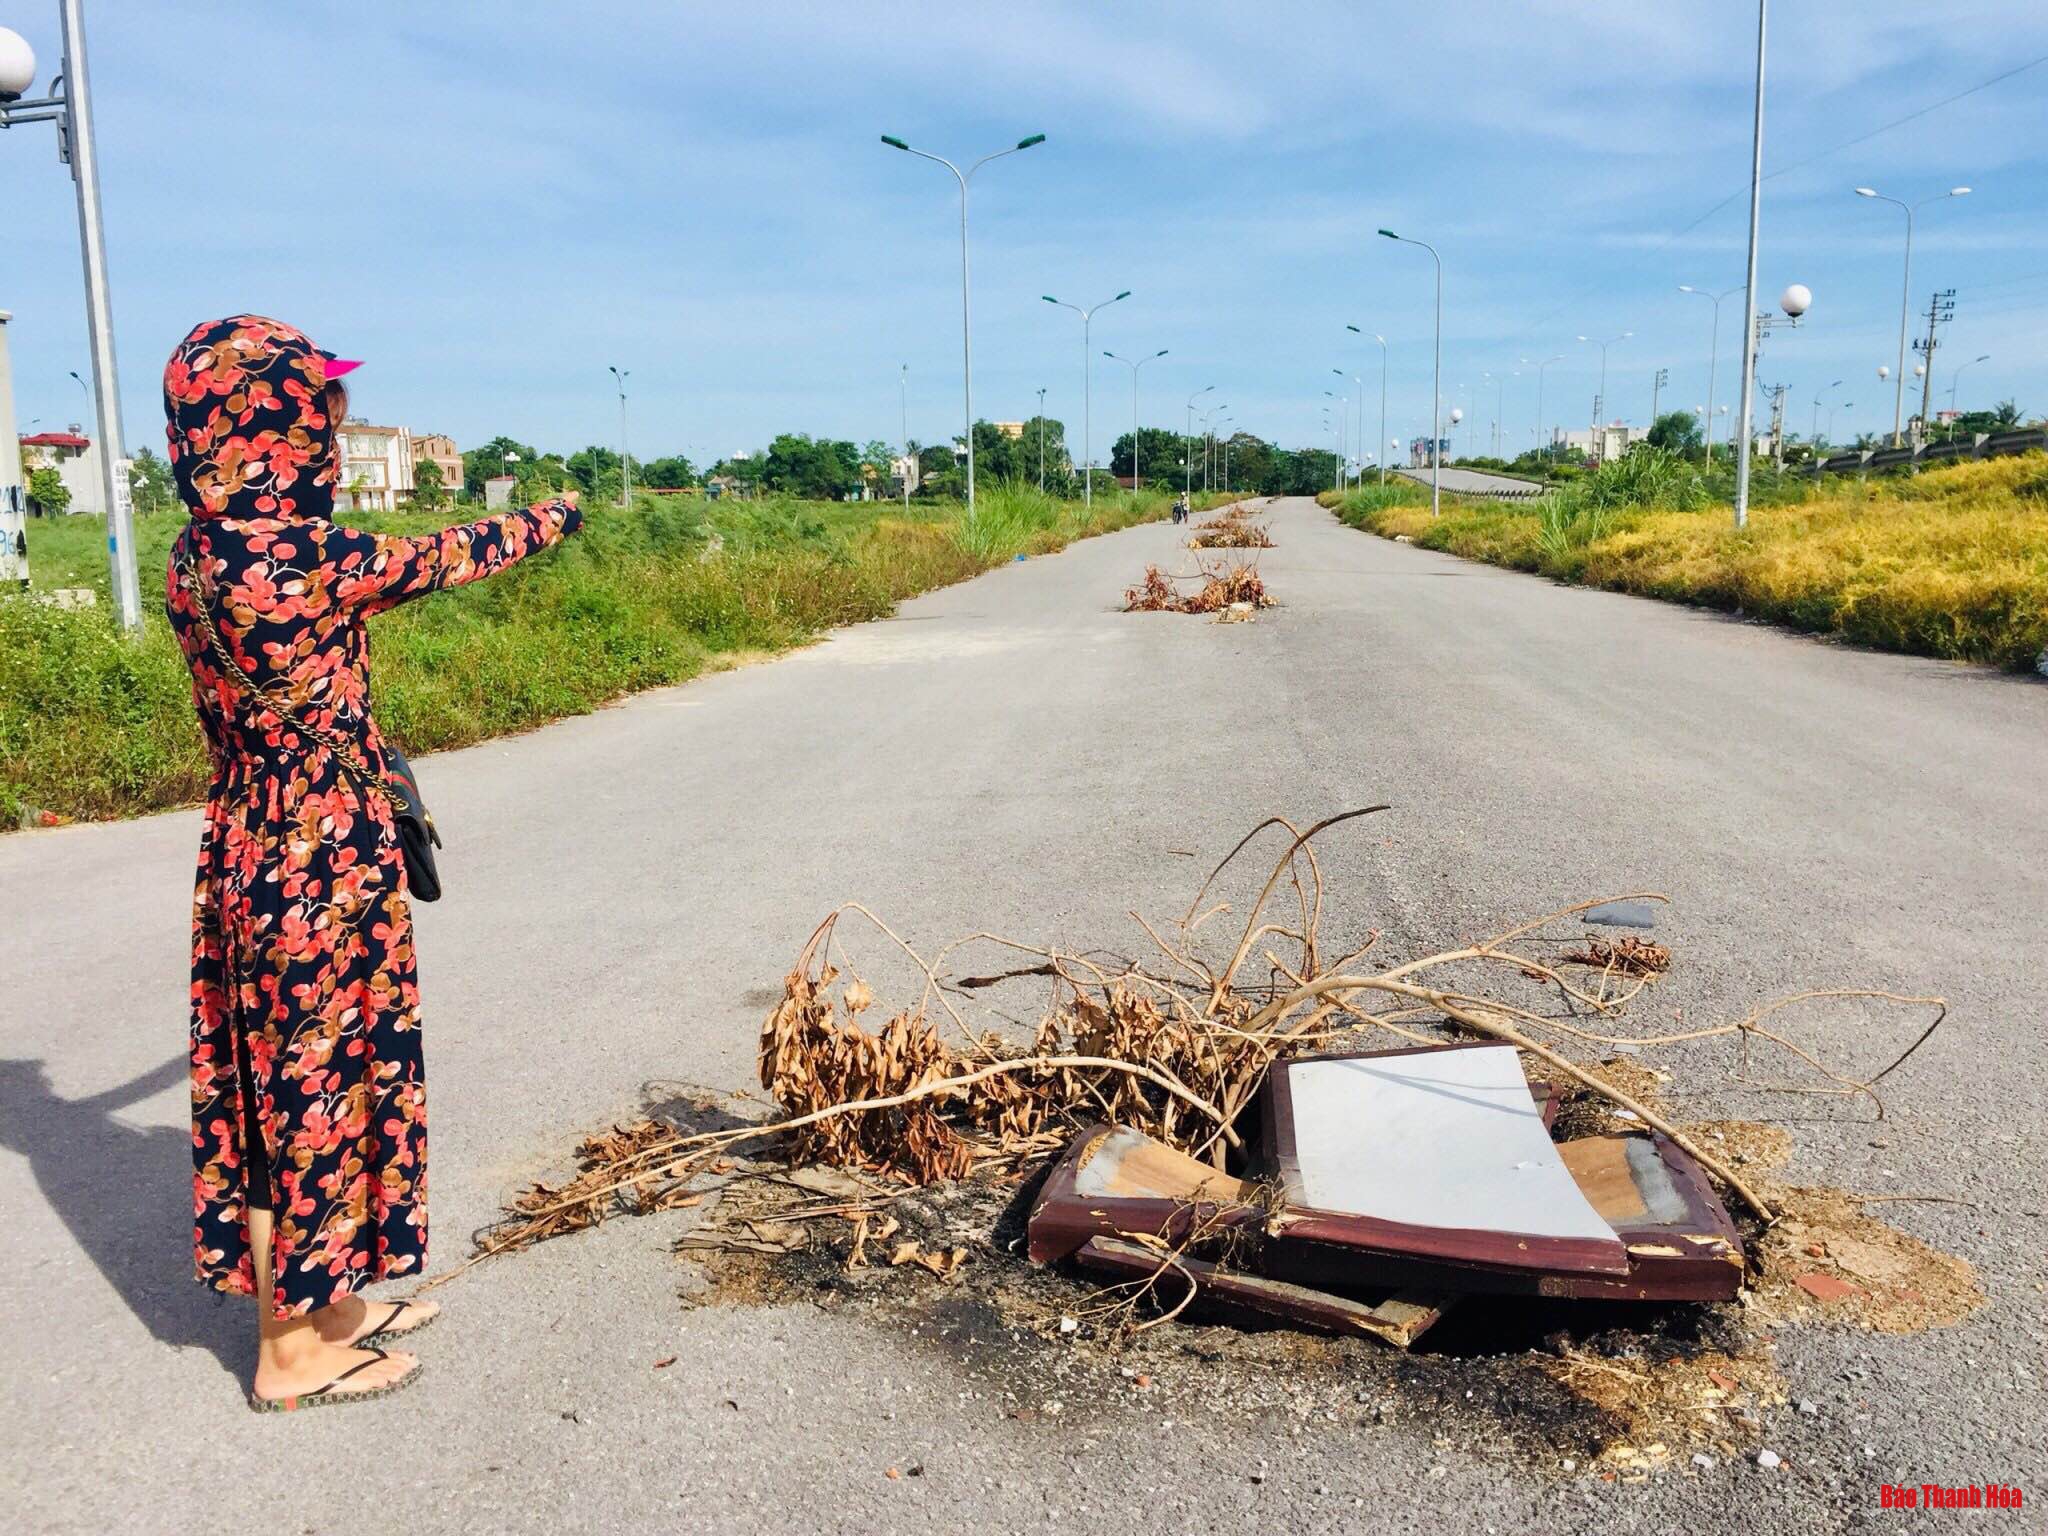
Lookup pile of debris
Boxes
[475,813,1945,1316]
[1189,501,1275,549]
[1123,559,1270,615]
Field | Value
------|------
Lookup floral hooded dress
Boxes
[164,315,574,1319]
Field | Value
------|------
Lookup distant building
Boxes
[992,421,1025,440]
[336,420,412,512]
[1407,435,1450,469]
[18,428,103,515]
[1552,424,1637,461]
[412,432,463,496]
[888,453,920,497]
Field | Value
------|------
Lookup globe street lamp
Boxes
[1854,184,1970,447]
[1,8,139,627]
[879,130,1046,516]
[1379,228,1443,516]
[1104,348,1167,492]
[1043,289,1129,507]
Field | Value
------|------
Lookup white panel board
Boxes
[1282,1046,1621,1248]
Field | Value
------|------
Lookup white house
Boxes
[18,428,105,515]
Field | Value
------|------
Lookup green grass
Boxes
[2,484,1175,825]
[1322,452,2048,670]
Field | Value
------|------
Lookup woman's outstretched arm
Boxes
[324,498,582,614]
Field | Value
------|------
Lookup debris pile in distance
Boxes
[1189,501,1276,549]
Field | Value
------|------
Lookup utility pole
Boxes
[900,364,911,511]
[1912,289,1954,445]
[1651,367,1668,425]
[0,310,30,589]
[1768,383,1787,468]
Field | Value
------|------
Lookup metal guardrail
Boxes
[1813,427,2046,478]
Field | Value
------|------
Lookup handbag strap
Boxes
[176,551,414,818]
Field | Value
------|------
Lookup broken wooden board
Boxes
[1025,1123,1261,1264]
[1073,1236,1453,1348]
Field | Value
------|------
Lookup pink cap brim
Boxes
[323,358,364,379]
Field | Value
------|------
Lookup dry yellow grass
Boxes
[1335,453,2048,669]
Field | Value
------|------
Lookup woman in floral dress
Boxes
[163,315,581,1409]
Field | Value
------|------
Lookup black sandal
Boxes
[247,1347,423,1413]
[358,1299,438,1346]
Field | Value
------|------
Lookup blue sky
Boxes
[4,1,2045,468]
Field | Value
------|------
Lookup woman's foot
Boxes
[250,1338,418,1409]
[309,1294,441,1347]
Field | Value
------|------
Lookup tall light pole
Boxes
[1677,284,1744,466]
[899,363,911,510]
[1184,384,1214,499]
[1043,289,1129,507]
[1,8,138,628]
[1854,184,1970,447]
[880,130,1046,517]
[1351,326,1389,486]
[1104,347,1166,492]
[1199,405,1228,492]
[1948,353,1989,435]
[1574,332,1631,458]
[1731,0,1768,528]
[1810,378,1843,447]
[607,365,630,507]
[1379,228,1443,516]
[1035,385,1047,491]
[1522,354,1564,463]
[1329,375,1358,486]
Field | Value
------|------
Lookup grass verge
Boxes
[1322,453,2048,671]
[3,482,1176,825]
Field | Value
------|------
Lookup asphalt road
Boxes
[1393,464,1545,496]
[5,497,2044,1534]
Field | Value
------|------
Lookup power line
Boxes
[1509,51,2048,346]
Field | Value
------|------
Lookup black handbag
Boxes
[178,553,444,901]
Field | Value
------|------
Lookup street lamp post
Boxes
[1379,228,1443,516]
[1104,347,1167,492]
[1522,355,1564,463]
[607,366,630,507]
[1035,385,1047,491]
[1184,386,1214,499]
[880,130,1046,517]
[1574,332,1632,459]
[1199,406,1228,492]
[1810,379,1843,448]
[1,6,138,627]
[1854,184,1970,448]
[1677,284,1745,465]
[900,363,911,510]
[1728,0,1770,527]
[1351,326,1389,487]
[1043,290,1129,508]
[1948,353,1989,437]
